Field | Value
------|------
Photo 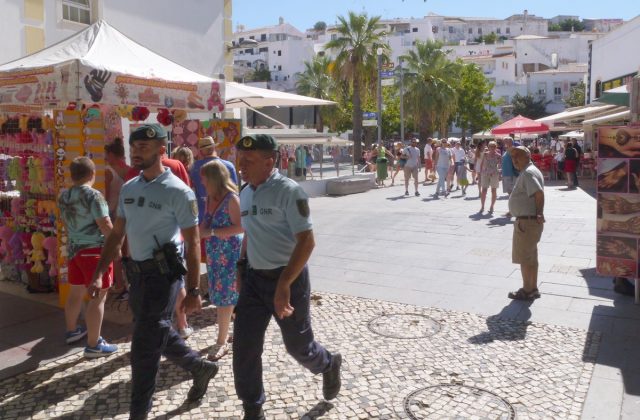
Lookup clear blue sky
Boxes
[233,0,637,31]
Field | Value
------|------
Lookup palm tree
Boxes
[296,55,334,132]
[401,40,461,139]
[325,11,387,158]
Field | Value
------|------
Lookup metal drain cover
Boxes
[404,384,515,419]
[368,313,441,339]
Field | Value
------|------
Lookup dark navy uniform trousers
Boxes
[127,267,201,416]
[233,266,332,407]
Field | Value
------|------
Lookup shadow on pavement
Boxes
[468,212,492,221]
[37,356,205,419]
[468,301,532,344]
[386,195,409,201]
[487,216,514,227]
[0,352,130,416]
[302,401,335,419]
[581,268,640,396]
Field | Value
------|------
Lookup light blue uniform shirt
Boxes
[117,169,198,261]
[240,171,312,269]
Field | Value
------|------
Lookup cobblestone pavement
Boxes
[0,293,599,419]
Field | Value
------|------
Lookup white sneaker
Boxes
[179,326,194,339]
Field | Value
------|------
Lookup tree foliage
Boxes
[483,32,498,44]
[510,93,548,119]
[549,19,585,32]
[325,11,387,158]
[564,81,586,108]
[313,21,327,31]
[296,56,335,131]
[454,63,500,140]
[249,68,271,82]
[400,40,461,140]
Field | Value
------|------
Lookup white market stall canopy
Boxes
[0,20,224,112]
[535,104,619,130]
[558,130,584,140]
[243,128,347,145]
[225,82,335,109]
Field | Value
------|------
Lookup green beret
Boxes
[129,124,167,144]
[236,134,278,151]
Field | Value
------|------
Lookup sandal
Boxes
[508,288,541,300]
[207,343,229,361]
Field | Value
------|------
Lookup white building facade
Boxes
[588,15,640,104]
[0,0,229,79]
[232,18,314,92]
[527,64,588,114]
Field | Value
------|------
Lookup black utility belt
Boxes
[249,265,284,280]
[515,216,538,220]
[123,257,160,274]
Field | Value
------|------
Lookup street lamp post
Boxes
[399,57,404,143]
[377,47,383,146]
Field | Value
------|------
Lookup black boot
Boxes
[243,405,266,420]
[323,353,342,400]
[187,359,219,402]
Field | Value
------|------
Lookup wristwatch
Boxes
[187,287,201,297]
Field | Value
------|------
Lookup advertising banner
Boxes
[596,124,640,278]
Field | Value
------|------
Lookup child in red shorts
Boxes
[58,157,118,357]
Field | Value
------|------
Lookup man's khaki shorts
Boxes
[512,219,544,265]
[404,165,419,180]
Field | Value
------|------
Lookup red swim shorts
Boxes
[68,247,113,289]
[424,159,434,169]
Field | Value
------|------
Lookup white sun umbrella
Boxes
[225,82,336,108]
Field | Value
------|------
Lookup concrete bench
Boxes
[326,175,375,195]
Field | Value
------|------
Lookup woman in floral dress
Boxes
[199,160,243,360]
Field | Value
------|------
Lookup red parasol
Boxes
[491,115,550,135]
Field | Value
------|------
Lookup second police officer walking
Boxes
[234,134,342,420]
[91,124,218,420]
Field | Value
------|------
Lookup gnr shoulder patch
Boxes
[189,200,198,217]
[296,199,310,217]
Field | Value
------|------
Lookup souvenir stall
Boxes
[0,20,224,306]
[171,118,242,166]
[595,76,640,303]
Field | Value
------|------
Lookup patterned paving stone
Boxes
[0,293,599,419]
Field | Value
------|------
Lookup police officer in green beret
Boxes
[91,124,218,420]
[233,134,342,420]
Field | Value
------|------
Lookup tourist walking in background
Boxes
[508,146,544,301]
[501,138,516,217]
[434,138,454,197]
[391,145,408,186]
[403,138,422,196]
[501,138,516,195]
[173,146,195,172]
[467,144,477,185]
[423,138,435,184]
[373,143,393,187]
[59,157,118,358]
[304,145,314,178]
[479,141,502,214]
[564,140,579,188]
[452,140,467,192]
[104,138,130,300]
[199,160,243,361]
[474,140,486,196]
[331,146,341,177]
